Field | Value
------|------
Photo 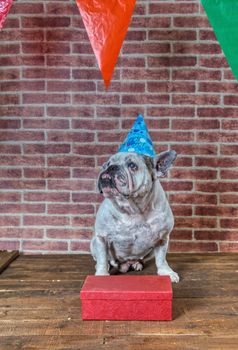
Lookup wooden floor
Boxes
[0,253,237,350]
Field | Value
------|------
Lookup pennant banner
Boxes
[0,0,13,30]
[75,0,136,88]
[201,0,238,80]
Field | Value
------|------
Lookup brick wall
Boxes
[0,0,238,254]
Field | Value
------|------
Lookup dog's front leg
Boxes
[90,236,109,275]
[154,239,179,283]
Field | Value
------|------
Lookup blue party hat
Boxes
[118,114,156,157]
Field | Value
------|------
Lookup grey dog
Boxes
[90,150,179,283]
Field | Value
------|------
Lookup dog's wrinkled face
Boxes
[98,150,177,198]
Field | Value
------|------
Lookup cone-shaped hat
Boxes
[118,114,156,157]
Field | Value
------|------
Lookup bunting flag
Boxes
[75,0,136,88]
[0,0,13,29]
[201,0,238,80]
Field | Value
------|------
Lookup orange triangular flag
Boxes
[75,0,136,88]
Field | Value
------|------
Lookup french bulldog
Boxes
[90,150,179,282]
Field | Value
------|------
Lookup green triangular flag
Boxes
[201,0,238,80]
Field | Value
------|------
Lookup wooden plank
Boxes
[0,251,19,274]
[0,335,237,350]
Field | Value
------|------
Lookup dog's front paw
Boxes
[157,268,180,283]
[132,261,144,271]
[95,270,109,276]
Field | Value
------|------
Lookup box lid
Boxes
[80,275,172,300]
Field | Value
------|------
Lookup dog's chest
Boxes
[107,215,166,259]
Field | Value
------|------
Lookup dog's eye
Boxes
[128,162,138,171]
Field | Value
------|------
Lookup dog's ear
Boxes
[153,150,177,178]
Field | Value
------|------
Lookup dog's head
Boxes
[98,150,177,198]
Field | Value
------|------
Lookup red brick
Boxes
[172,94,220,105]
[0,44,20,54]
[195,157,238,168]
[0,131,44,142]
[24,192,70,203]
[221,144,238,155]
[198,107,238,118]
[171,144,218,156]
[47,156,95,168]
[0,169,22,178]
[22,240,68,251]
[0,192,21,202]
[220,170,238,180]
[169,242,218,253]
[172,119,219,130]
[23,94,70,105]
[199,57,229,69]
[171,205,192,216]
[215,190,231,207]
[24,216,69,226]
[161,181,193,192]
[149,3,199,14]
[195,230,238,241]
[170,193,217,205]
[48,180,95,191]
[195,182,238,193]
[24,168,70,179]
[171,168,217,180]
[1,81,45,92]
[147,107,195,118]
[170,229,193,240]
[0,120,21,129]
[0,216,20,226]
[148,56,196,68]
[47,229,92,240]
[70,241,91,252]
[149,30,196,41]
[172,69,221,81]
[175,217,217,229]
[220,243,238,252]
[199,30,217,41]
[22,42,70,55]
[0,180,45,190]
[174,16,209,28]
[23,68,70,79]
[0,204,45,214]
[47,106,94,118]
[220,219,238,229]
[0,228,43,239]
[132,16,171,28]
[174,43,221,55]
[22,17,70,28]
[0,241,20,250]
[195,206,238,217]
[0,68,20,80]
[71,216,95,227]
[11,3,44,14]
[196,132,238,143]
[73,168,98,179]
[122,69,170,81]
[48,204,94,215]
[148,82,195,93]
[72,193,102,204]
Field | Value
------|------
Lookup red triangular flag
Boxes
[0,0,13,30]
[75,0,136,88]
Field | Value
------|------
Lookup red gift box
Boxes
[80,275,172,321]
